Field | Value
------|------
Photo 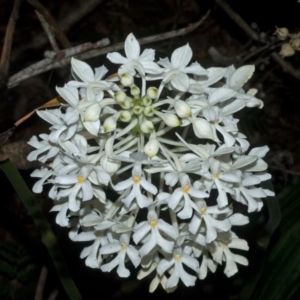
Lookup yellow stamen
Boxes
[121,243,127,250]
[174,254,181,261]
[214,173,220,179]
[182,185,189,193]
[150,220,157,228]
[133,175,140,183]
[200,207,207,215]
[77,175,84,184]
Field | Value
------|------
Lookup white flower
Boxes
[158,44,207,92]
[107,33,162,76]
[189,200,231,243]
[157,247,199,288]
[55,165,94,211]
[133,210,177,256]
[114,163,158,208]
[100,232,141,277]
[168,173,208,219]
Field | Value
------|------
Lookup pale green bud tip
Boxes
[133,106,143,115]
[120,73,134,86]
[147,87,158,99]
[144,106,154,117]
[142,96,152,106]
[131,85,140,96]
[114,91,126,102]
[120,111,131,122]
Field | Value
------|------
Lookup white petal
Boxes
[71,57,94,83]
[171,44,192,69]
[125,33,140,60]
[107,52,128,64]
[229,65,255,90]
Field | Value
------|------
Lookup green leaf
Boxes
[247,179,300,300]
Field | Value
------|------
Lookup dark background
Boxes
[1,0,300,299]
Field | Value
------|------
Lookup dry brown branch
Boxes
[0,0,22,89]
[8,13,209,88]
[35,10,60,51]
[216,0,300,80]
[27,0,72,48]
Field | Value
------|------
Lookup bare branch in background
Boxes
[16,0,106,54]
[27,0,72,48]
[271,52,300,80]
[216,0,259,41]
[0,0,22,89]
[216,0,300,80]
[35,10,60,51]
[59,0,106,32]
[8,14,209,88]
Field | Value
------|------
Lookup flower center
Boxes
[174,254,181,261]
[77,175,84,184]
[200,207,207,215]
[133,175,140,183]
[182,185,189,193]
[150,220,157,228]
[214,173,220,179]
[121,243,127,250]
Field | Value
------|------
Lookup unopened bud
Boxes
[114,91,126,103]
[274,27,289,40]
[155,111,181,127]
[103,115,118,132]
[120,97,132,109]
[143,106,154,117]
[290,38,300,51]
[147,87,158,99]
[120,111,131,122]
[120,73,134,86]
[142,96,152,106]
[279,43,295,57]
[130,85,140,97]
[140,120,154,133]
[133,106,143,115]
[83,103,100,122]
[144,137,159,158]
[174,100,192,118]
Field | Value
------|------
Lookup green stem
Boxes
[0,148,82,300]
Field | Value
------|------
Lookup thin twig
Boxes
[271,52,300,80]
[216,0,300,80]
[59,0,105,32]
[15,0,105,55]
[27,0,72,48]
[8,14,209,88]
[0,0,22,89]
[8,38,110,88]
[35,10,60,51]
[216,0,259,41]
[34,266,48,300]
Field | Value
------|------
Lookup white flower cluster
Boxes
[28,33,274,292]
